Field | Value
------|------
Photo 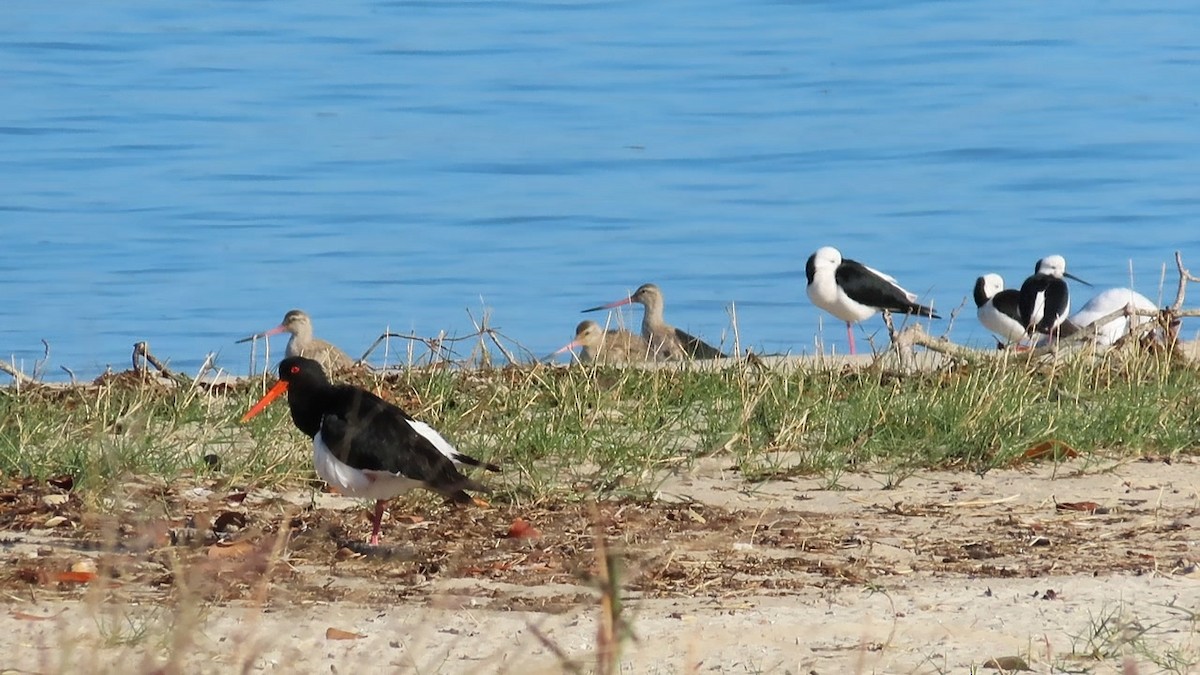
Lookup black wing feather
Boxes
[318,385,489,500]
[675,328,727,359]
[990,289,1023,324]
[837,259,940,318]
[1019,274,1071,333]
[1036,279,1070,333]
[1018,275,1044,328]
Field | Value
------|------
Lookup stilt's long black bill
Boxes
[1064,272,1092,287]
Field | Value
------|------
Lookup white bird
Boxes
[1061,288,1159,346]
[1018,255,1090,337]
[973,274,1026,345]
[805,246,940,355]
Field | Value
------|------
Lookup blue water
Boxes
[3,0,1199,379]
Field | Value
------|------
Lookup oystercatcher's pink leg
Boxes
[369,500,387,546]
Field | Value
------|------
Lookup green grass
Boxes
[1061,602,1200,674]
[2,346,1199,499]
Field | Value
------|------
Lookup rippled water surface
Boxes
[3,0,1199,378]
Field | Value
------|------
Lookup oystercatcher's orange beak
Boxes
[240,380,289,423]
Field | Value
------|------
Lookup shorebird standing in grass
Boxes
[805,246,940,355]
[583,283,726,360]
[974,274,1026,346]
[1018,255,1090,339]
[237,309,355,372]
[241,356,498,547]
[553,320,651,364]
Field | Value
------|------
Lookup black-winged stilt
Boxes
[1018,255,1090,338]
[974,274,1026,345]
[236,309,355,372]
[583,283,726,360]
[805,246,940,355]
[240,356,499,547]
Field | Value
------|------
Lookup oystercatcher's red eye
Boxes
[290,365,301,374]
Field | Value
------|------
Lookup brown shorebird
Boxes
[553,320,651,364]
[237,309,355,372]
[583,283,726,360]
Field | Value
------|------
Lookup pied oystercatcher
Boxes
[805,246,940,355]
[241,356,499,546]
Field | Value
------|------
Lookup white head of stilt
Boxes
[1034,255,1068,278]
[805,246,880,325]
[808,246,842,273]
[978,273,1004,300]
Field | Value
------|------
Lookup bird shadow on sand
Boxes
[335,538,420,561]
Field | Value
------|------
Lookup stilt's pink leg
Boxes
[369,500,387,546]
[846,322,856,355]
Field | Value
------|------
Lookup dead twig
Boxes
[892,324,982,363]
[32,339,50,380]
[132,341,173,377]
[880,310,916,371]
[357,330,461,365]
[0,359,34,386]
[592,503,621,675]
[525,622,585,675]
[1170,250,1200,311]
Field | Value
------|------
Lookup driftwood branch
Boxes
[194,352,217,380]
[0,359,34,385]
[132,341,173,377]
[1171,250,1200,311]
[32,339,50,380]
